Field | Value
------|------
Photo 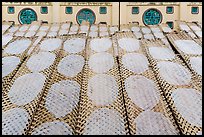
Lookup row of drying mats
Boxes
[2,20,202,135]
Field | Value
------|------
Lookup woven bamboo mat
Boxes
[166,32,202,89]
[141,39,202,135]
[113,34,180,135]
[2,42,62,135]
[74,36,129,135]
[26,47,85,135]
[2,21,13,34]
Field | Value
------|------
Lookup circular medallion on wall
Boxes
[76,8,96,25]
[143,9,162,25]
[18,8,37,24]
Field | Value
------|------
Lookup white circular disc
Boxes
[195,30,202,38]
[19,25,29,32]
[141,27,151,34]
[99,31,109,37]
[149,47,175,60]
[63,38,85,53]
[58,29,68,35]
[131,27,140,32]
[125,75,160,110]
[171,88,202,127]
[70,25,78,31]
[151,27,161,33]
[88,52,114,73]
[133,32,143,39]
[25,31,36,37]
[14,31,25,37]
[162,26,172,33]
[190,25,201,31]
[29,25,39,31]
[157,61,191,85]
[135,110,178,135]
[47,31,57,37]
[8,73,46,106]
[2,25,10,31]
[61,23,70,29]
[118,38,140,52]
[2,56,20,78]
[31,121,72,135]
[80,25,89,31]
[90,25,98,31]
[144,34,154,40]
[110,26,118,32]
[36,31,47,37]
[45,80,80,118]
[99,26,108,31]
[83,108,126,135]
[154,32,165,39]
[122,53,149,74]
[90,38,112,52]
[26,52,56,72]
[179,24,190,32]
[39,26,49,31]
[57,55,84,77]
[174,40,202,55]
[2,108,29,135]
[8,26,19,33]
[4,39,31,54]
[89,31,98,37]
[2,35,13,47]
[40,38,62,51]
[189,57,202,76]
[87,74,118,106]
[50,26,60,32]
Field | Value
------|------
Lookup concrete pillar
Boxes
[52,2,60,23]
[179,2,188,21]
[120,2,128,24]
[111,2,119,26]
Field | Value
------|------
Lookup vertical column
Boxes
[120,2,128,25]
[111,2,119,26]
[179,2,188,21]
[52,2,60,23]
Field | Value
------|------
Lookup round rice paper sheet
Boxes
[83,108,126,135]
[157,61,191,85]
[31,121,72,135]
[189,56,202,76]
[171,88,202,127]
[64,38,85,53]
[174,40,202,55]
[45,80,80,118]
[26,52,56,72]
[118,38,140,52]
[2,56,20,78]
[40,38,62,51]
[149,47,175,60]
[125,75,160,110]
[135,110,178,135]
[2,108,29,135]
[87,74,118,106]
[88,52,114,73]
[122,53,149,74]
[141,27,151,34]
[2,35,13,47]
[4,39,31,54]
[179,24,190,32]
[8,73,46,106]
[90,38,112,52]
[57,55,85,77]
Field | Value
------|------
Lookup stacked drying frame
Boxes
[25,34,86,135]
[2,35,62,135]
[166,32,202,90]
[113,31,180,135]
[75,36,129,135]
[141,39,202,135]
